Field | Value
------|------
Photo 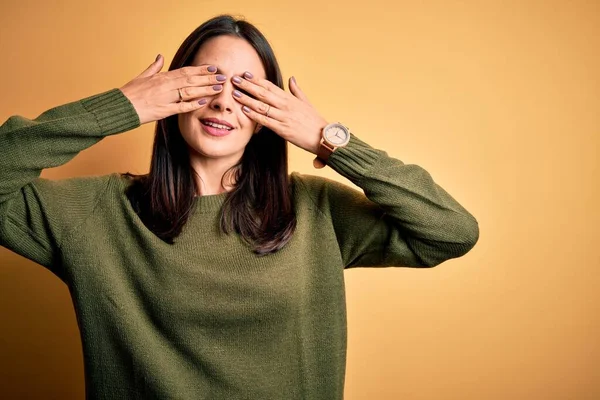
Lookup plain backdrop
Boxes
[0,1,599,399]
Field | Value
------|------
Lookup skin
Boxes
[178,35,267,195]
[120,35,330,196]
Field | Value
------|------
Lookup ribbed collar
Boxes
[192,192,228,212]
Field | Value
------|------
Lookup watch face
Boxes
[324,124,350,146]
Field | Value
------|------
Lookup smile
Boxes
[200,119,235,137]
[201,120,233,130]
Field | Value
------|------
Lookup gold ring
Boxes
[265,104,271,118]
[177,88,183,103]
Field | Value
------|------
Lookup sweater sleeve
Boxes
[0,89,140,274]
[301,134,479,268]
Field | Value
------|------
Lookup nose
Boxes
[209,80,235,113]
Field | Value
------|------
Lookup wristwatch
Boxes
[313,122,351,169]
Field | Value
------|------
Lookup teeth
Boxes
[204,121,232,130]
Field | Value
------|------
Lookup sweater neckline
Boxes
[192,192,228,211]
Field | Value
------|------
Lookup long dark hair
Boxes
[123,15,296,255]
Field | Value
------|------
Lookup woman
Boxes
[0,14,478,400]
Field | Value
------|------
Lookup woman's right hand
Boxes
[119,54,224,125]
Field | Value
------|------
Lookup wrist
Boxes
[311,122,328,155]
[312,122,351,169]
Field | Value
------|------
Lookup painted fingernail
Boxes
[216,74,226,82]
[233,90,242,98]
[232,76,242,84]
[244,71,253,79]
[207,66,217,73]
[243,105,251,113]
[213,85,223,91]
[291,76,297,85]
[198,99,207,105]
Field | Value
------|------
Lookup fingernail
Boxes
[213,85,223,91]
[291,76,297,85]
[244,71,253,79]
[155,54,162,62]
[207,65,217,73]
[232,76,242,84]
[243,105,251,113]
[233,90,242,98]
[198,99,207,105]
[216,74,226,82]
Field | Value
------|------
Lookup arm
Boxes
[301,134,479,268]
[0,89,139,271]
[0,56,224,273]
[200,70,479,267]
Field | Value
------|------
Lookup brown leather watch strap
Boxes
[313,139,335,169]
[318,139,335,161]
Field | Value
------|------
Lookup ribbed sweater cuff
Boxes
[80,88,140,136]
[326,133,382,183]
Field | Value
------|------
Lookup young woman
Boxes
[0,14,479,400]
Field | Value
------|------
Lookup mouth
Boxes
[200,118,234,137]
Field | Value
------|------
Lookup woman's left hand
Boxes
[231,72,327,155]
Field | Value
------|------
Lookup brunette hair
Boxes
[123,14,296,255]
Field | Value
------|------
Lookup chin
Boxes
[190,135,249,161]
[180,118,252,160]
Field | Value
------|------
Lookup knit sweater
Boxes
[0,89,479,400]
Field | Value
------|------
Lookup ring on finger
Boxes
[265,104,271,118]
[177,88,183,103]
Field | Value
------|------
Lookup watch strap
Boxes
[313,138,335,169]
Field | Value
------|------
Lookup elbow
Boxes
[443,215,480,263]
[419,215,480,268]
[458,215,480,255]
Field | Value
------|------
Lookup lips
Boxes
[200,118,234,130]
[200,117,235,137]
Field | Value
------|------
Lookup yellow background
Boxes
[1,1,599,399]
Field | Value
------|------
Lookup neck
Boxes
[190,154,240,196]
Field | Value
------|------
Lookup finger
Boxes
[232,72,286,108]
[232,89,284,121]
[138,54,164,79]
[177,82,224,103]
[171,97,211,115]
[241,104,281,132]
[167,64,218,82]
[289,76,310,102]
[172,71,226,92]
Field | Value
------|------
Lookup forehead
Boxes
[191,35,266,78]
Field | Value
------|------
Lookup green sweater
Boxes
[0,89,479,399]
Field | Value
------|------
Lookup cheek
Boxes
[235,110,256,132]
